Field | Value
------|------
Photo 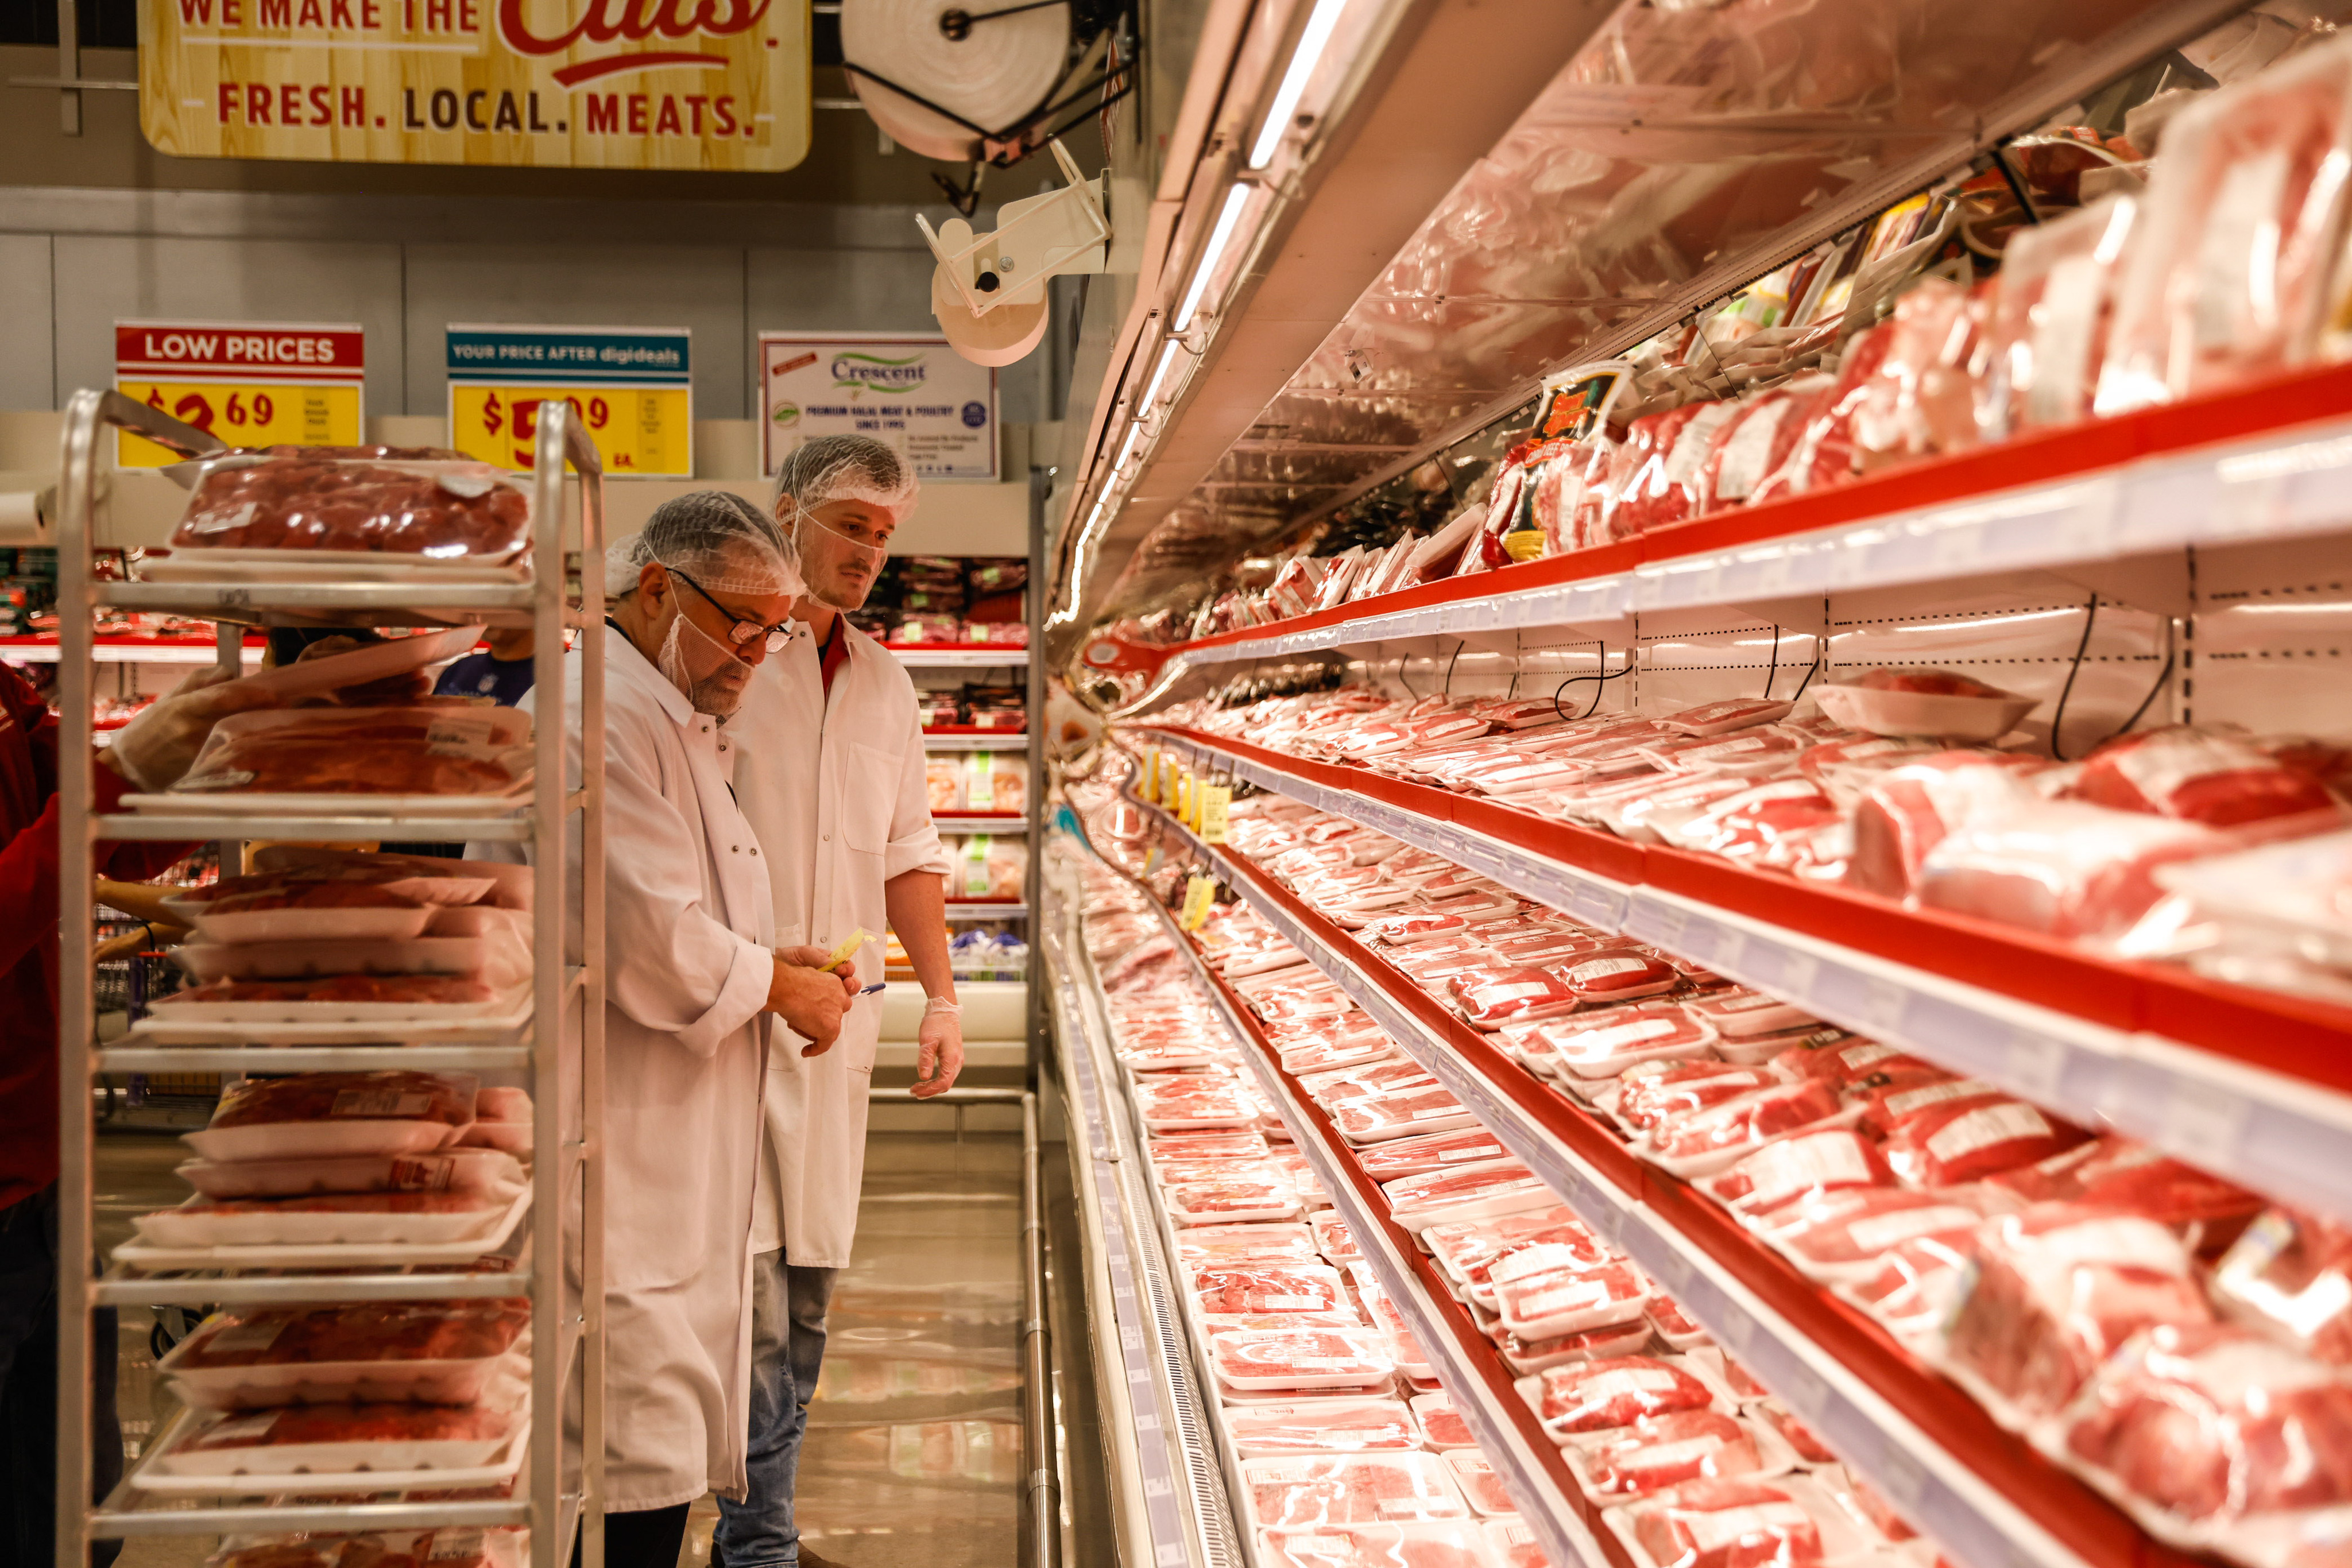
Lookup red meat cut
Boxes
[1630,1478,1823,1568]
[173,453,531,558]
[185,1402,512,1451]
[177,975,497,1005]
[180,1302,527,1370]
[1590,1411,1761,1495]
[211,1073,475,1130]
[1530,1356,1713,1433]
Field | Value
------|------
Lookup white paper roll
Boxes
[931,262,1050,365]
[842,0,1070,161]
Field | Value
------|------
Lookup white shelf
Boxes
[945,901,1027,920]
[934,815,1029,833]
[94,812,535,843]
[99,1044,533,1073]
[1,642,265,665]
[921,731,1030,750]
[1146,729,2352,1232]
[886,645,1031,668]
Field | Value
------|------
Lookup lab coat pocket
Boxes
[838,742,896,856]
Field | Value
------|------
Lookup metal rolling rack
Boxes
[53,390,608,1568]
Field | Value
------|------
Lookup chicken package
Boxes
[1331,1087,1475,1144]
[1382,1163,1554,1233]
[924,756,964,812]
[1244,1452,1470,1528]
[1451,966,1587,1030]
[185,1072,477,1163]
[1882,1097,2086,1187]
[1257,1522,1499,1568]
[1576,1411,1773,1500]
[167,450,531,562]
[171,707,532,800]
[1194,1263,1352,1317]
[1523,1355,1721,1437]
[2212,1209,2352,1363]
[1914,798,2230,939]
[158,1300,529,1408]
[1615,1478,1828,1568]
[2057,1323,2352,1535]
[1705,1130,1893,1219]
[1510,1003,1718,1082]
[1225,1398,1422,1456]
[1216,1326,1398,1392]
[953,835,1026,901]
[961,751,1027,815]
[2070,726,2339,828]
[1640,1080,1849,1176]
[1980,195,2140,439]
[175,1148,524,1203]
[130,1190,515,1250]
[1941,1205,2214,1423]
[2096,38,2352,411]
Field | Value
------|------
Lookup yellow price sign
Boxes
[1141,748,1160,805]
[1181,874,1216,931]
[117,380,364,466]
[1201,785,1231,844]
[448,384,692,477]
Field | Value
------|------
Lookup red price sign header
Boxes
[117,319,367,380]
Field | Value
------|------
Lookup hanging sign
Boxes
[758,332,996,481]
[114,319,365,467]
[136,0,808,170]
[445,324,693,476]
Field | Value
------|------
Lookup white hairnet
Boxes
[604,490,804,600]
[770,435,920,526]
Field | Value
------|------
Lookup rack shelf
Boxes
[885,643,1031,668]
[1,638,266,664]
[934,814,1029,833]
[922,730,1031,750]
[946,900,1028,919]
[1142,725,2352,1230]
[1119,760,2233,1568]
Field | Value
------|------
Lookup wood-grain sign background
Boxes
[139,0,810,169]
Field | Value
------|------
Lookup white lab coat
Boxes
[732,621,949,1267]
[474,633,777,1511]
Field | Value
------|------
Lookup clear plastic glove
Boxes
[911,996,964,1099]
[104,665,281,793]
[768,943,858,1058]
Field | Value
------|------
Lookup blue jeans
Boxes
[714,1255,836,1568]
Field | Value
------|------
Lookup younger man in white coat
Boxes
[721,439,962,1568]
[481,493,859,1568]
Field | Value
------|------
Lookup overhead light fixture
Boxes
[1141,340,1184,411]
[1115,421,1146,473]
[1248,0,1349,169]
[1174,184,1252,332]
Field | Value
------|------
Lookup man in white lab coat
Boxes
[482,493,861,1568]
[720,438,964,1568]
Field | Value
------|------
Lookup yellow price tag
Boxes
[117,380,362,467]
[1141,749,1160,804]
[1202,785,1231,844]
[1174,772,1192,826]
[1160,754,1179,808]
[448,384,693,477]
[1181,874,1216,931]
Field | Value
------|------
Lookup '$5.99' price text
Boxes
[448,383,691,475]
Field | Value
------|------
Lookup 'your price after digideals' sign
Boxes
[138,0,808,169]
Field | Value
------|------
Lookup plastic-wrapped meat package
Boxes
[1659,700,1797,739]
[1980,195,2140,439]
[1245,1453,1469,1527]
[1165,1178,1301,1225]
[175,1148,524,1202]
[1426,1210,1607,1288]
[1748,326,1894,505]
[1775,1037,1935,1090]
[1915,798,2230,939]
[1846,1230,1987,1342]
[1312,1214,1363,1267]
[1175,1223,1318,1267]
[1642,1080,1846,1172]
[1214,1328,1397,1391]
[2213,1209,2352,1363]
[173,707,530,798]
[162,1300,527,1407]
[1583,1412,1766,1498]
[1881,1097,2086,1187]
[1623,1478,1825,1568]
[1486,1521,1556,1568]
[2058,1323,2352,1532]
[1227,1398,1422,1455]
[1364,911,1473,947]
[1411,1393,1476,1450]
[1647,1298,1709,1350]
[924,756,962,812]
[131,1190,514,1249]
[1942,1205,2214,1421]
[1382,1163,1552,1231]
[169,451,531,560]
[1750,1404,1835,1468]
[1194,1264,1350,1316]
[159,1400,519,1477]
[1331,1087,1472,1144]
[1556,950,1681,1004]
[175,881,435,946]
[2071,726,2339,828]
[1705,1130,1892,1218]
[1510,1003,1717,1082]
[1851,1077,1995,1138]
[1634,729,1805,779]
[1355,1126,1512,1180]
[1797,737,1941,809]
[1450,966,1585,1030]
[1682,993,1816,1042]
[960,752,1026,815]
[1619,404,1744,535]
[1527,1356,1716,1435]
[1988,1137,2261,1234]
[169,975,500,1008]
[1847,751,2063,900]
[1615,1065,1777,1133]
[952,835,1026,901]
[1495,1261,1653,1342]
[188,1072,477,1163]
[1848,277,1987,471]
[2096,41,2352,412]
[1680,781,1840,861]
[1257,1522,1497,1568]
[1691,377,1836,516]
[1499,1323,1655,1377]
[208,1528,524,1568]
[1444,1451,1518,1517]
[1303,1058,1438,1109]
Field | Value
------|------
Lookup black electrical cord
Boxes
[1442,640,1465,698]
[1762,624,1782,700]
[1789,651,1825,701]
[2098,618,2179,747]
[2047,594,2099,762]
[1553,649,1635,723]
[1396,654,1417,700]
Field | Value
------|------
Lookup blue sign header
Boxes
[446,325,691,385]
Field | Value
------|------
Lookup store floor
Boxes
[101,1127,1030,1568]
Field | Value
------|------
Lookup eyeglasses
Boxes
[665,566,796,654]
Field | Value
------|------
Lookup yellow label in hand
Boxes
[821,928,880,973]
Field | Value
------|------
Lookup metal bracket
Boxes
[916,140,1109,320]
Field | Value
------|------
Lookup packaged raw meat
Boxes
[159,974,501,1011]
[207,1528,525,1568]
[253,847,528,909]
[1749,1405,1835,1468]
[1980,195,2140,439]
[1410,1393,1476,1450]
[1748,326,1892,503]
[1486,1520,1556,1568]
[1851,1077,1994,1138]
[168,450,531,562]
[1382,1164,1554,1233]
[1355,1126,1513,1180]
[457,1087,531,1155]
[1579,1411,1770,1498]
[172,936,496,985]
[1845,752,2047,901]
[1915,799,2230,939]
[1213,1327,1397,1392]
[1500,1323,1657,1377]
[1225,1398,1422,1455]
[1257,1522,1499,1568]
[170,882,436,946]
[1554,952,1680,1003]
[2212,1209,2352,1363]
[1642,1081,1847,1174]
[1619,404,1745,535]
[152,1400,522,1479]
[1705,1131,1892,1218]
[1444,1451,1518,1517]
[1364,911,1474,947]
[1174,1223,1320,1267]
[1244,1452,1469,1528]
[953,835,1026,901]
[1846,1232,1986,1342]
[961,752,1026,815]
[1986,1137,2261,1233]
[1848,276,1986,470]
[1647,1299,1711,1351]
[2059,1323,2352,1529]
[175,862,498,912]
[1166,1178,1302,1226]
[1194,1263,1351,1316]
[1881,1098,2085,1187]
[171,707,532,799]
[131,1190,513,1249]
[1615,1477,1827,1568]
[924,756,963,812]
[2096,39,2352,411]
[1658,700,1797,739]
[1509,1004,1717,1081]
[160,1300,528,1408]
[1331,1088,1475,1144]
[2071,726,2339,828]
[1813,675,2037,746]
[1525,1356,1718,1435]
[1772,1039,1930,1090]
[175,1148,525,1203]
[1692,378,1836,514]
[1614,1065,1777,1133]
[187,1073,477,1163]
[1942,1205,2214,1421]
[1312,1214,1363,1267]
[1451,967,1586,1030]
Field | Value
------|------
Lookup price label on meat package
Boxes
[1182,875,1216,932]
[329,1089,434,1118]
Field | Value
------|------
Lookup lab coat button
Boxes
[823,832,832,842]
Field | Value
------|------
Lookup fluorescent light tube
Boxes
[1174,184,1252,331]
[1249,0,1348,169]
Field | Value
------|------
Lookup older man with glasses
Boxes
[722,438,962,1568]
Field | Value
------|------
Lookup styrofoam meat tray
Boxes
[133,984,532,1038]
[130,1399,530,1493]
[161,899,438,945]
[121,788,532,819]
[140,547,529,584]
[175,1147,526,1201]
[130,1191,516,1248]
[172,936,488,982]
[160,1337,529,1411]
[183,1119,469,1165]
[114,1187,528,1272]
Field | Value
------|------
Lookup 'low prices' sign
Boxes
[446,324,693,477]
[114,319,365,467]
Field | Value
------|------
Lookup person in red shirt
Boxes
[0,660,275,1568]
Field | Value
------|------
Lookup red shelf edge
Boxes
[1171,358,2352,660]
[1149,723,2352,1099]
